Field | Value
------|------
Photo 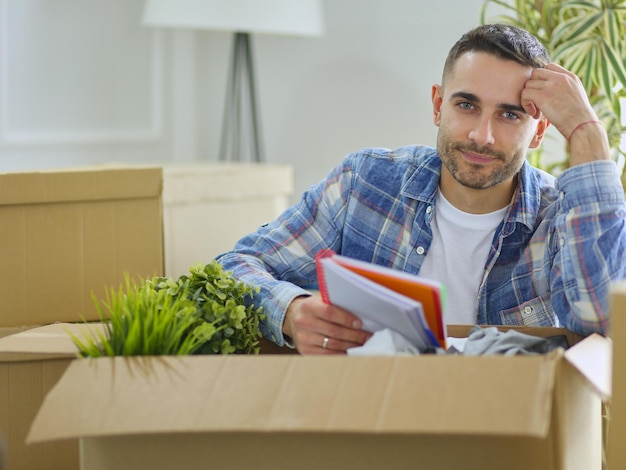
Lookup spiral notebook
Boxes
[315,250,446,350]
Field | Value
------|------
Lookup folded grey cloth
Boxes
[446,326,569,356]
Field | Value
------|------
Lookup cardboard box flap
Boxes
[0,323,103,362]
[28,353,559,444]
[563,333,612,400]
[0,166,162,206]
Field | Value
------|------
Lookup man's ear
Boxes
[529,116,550,149]
[431,84,443,126]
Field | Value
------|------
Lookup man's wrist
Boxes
[567,121,610,166]
[280,293,312,347]
[567,120,603,144]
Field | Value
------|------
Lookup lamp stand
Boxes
[219,32,264,162]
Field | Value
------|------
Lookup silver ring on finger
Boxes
[322,337,330,349]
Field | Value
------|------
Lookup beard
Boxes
[437,126,525,190]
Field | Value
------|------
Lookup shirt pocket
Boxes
[498,295,558,328]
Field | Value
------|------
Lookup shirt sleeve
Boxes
[215,154,356,345]
[551,160,626,335]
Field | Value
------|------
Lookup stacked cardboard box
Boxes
[0,165,164,329]
[0,165,164,470]
[161,163,293,278]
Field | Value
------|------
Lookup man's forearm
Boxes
[215,251,311,345]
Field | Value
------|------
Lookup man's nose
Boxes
[468,116,495,146]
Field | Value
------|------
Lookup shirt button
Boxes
[559,191,565,200]
[416,246,425,255]
[559,238,565,247]
[426,206,433,214]
[524,306,533,314]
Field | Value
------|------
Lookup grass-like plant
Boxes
[71,260,265,357]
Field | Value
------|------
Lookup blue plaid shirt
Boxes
[216,145,626,345]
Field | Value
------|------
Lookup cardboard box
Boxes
[26,326,610,470]
[0,327,30,340]
[0,165,164,328]
[162,163,293,278]
[0,323,105,470]
[608,281,626,469]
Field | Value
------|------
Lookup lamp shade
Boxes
[142,0,324,36]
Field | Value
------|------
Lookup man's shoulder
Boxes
[348,145,439,175]
[356,144,438,162]
[343,145,439,197]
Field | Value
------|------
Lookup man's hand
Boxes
[283,295,372,354]
[521,62,609,165]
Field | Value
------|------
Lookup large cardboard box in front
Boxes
[26,328,611,470]
[0,165,164,328]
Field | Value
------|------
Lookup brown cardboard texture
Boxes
[0,327,30,340]
[0,165,163,327]
[0,323,105,470]
[28,331,610,470]
[608,281,626,469]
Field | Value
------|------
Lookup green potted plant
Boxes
[480,0,626,179]
[71,261,265,356]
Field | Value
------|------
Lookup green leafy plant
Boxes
[71,261,265,357]
[481,0,626,177]
[152,261,265,354]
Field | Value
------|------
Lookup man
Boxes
[216,24,626,354]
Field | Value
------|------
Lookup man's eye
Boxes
[458,102,474,110]
[504,111,520,120]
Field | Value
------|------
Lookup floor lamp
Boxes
[142,0,324,163]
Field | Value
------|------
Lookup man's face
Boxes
[432,51,547,192]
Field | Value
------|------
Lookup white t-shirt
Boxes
[419,189,508,325]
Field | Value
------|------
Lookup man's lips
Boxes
[461,151,497,164]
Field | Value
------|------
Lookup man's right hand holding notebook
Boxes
[283,295,372,355]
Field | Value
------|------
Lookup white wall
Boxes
[0,0,488,201]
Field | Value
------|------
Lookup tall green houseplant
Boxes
[481,0,626,179]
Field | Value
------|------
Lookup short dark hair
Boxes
[442,24,550,83]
